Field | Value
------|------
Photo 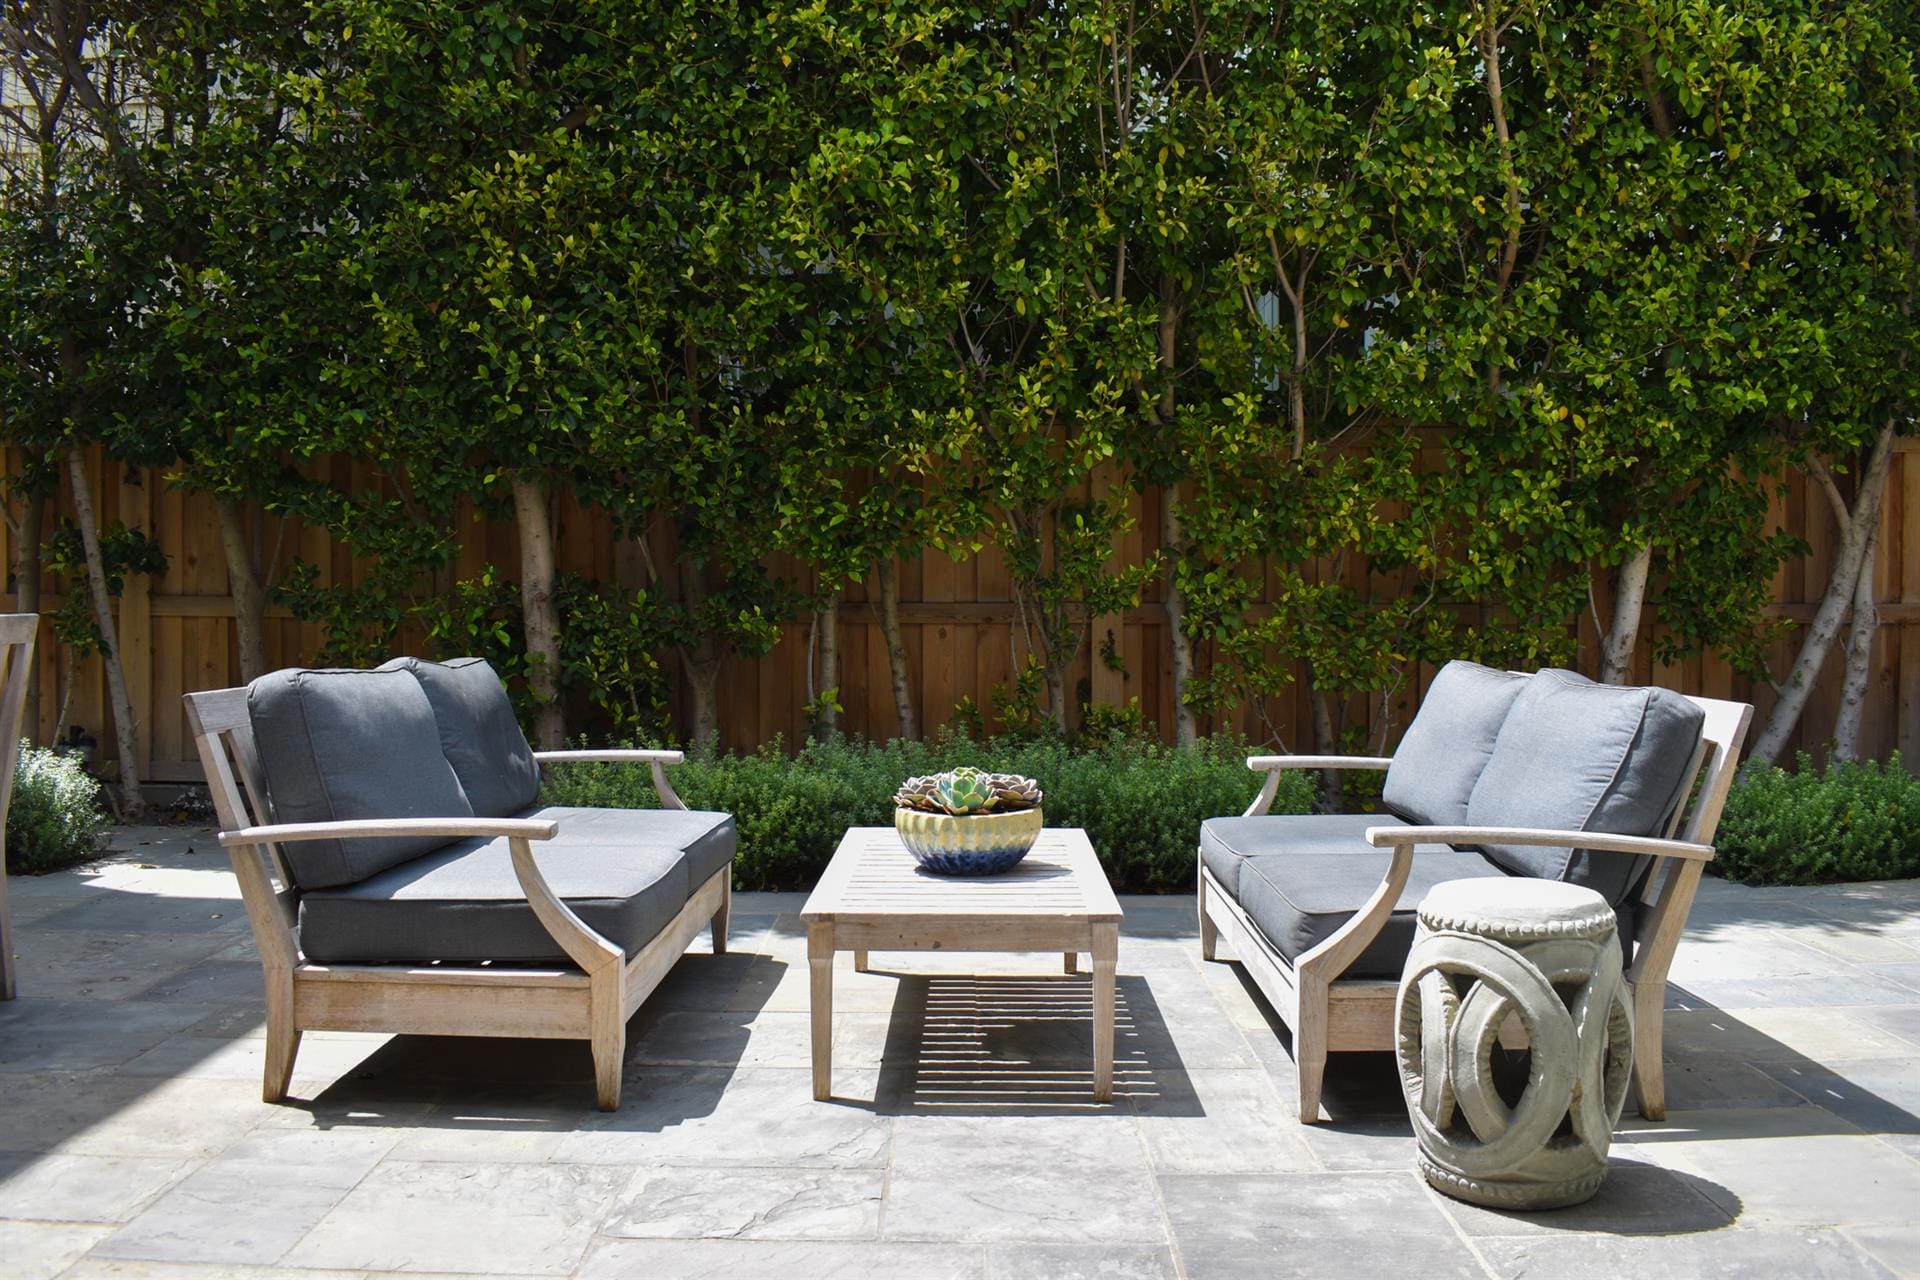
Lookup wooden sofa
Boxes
[1197,662,1751,1124]
[186,657,734,1110]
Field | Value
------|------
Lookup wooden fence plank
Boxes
[1902,625,1920,762]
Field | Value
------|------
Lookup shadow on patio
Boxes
[854,971,1202,1116]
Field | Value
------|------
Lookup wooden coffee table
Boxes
[800,826,1124,1102]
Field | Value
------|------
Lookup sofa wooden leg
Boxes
[590,1021,625,1112]
[1297,1051,1328,1124]
[1296,973,1329,1123]
[590,967,626,1111]
[263,979,300,1104]
[1632,979,1666,1121]
[711,877,731,955]
[1198,867,1218,962]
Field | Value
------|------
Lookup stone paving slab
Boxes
[0,826,1915,1278]
[1474,1230,1898,1279]
[0,1221,116,1280]
[1157,1172,1484,1278]
[283,1161,630,1275]
[95,1130,398,1267]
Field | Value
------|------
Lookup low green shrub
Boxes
[1713,752,1920,885]
[6,742,109,875]
[542,732,1314,893]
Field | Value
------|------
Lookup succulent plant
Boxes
[935,766,997,815]
[988,772,1042,810]
[893,767,1042,817]
[893,774,944,813]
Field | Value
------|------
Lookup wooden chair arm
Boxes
[219,818,559,848]
[1295,842,1415,979]
[1246,755,1394,771]
[1243,755,1393,816]
[532,749,689,812]
[1365,825,1715,863]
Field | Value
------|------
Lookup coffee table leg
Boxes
[854,950,869,973]
[1064,952,1077,974]
[809,922,834,1100]
[1092,922,1118,1102]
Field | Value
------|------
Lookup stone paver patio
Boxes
[2,825,1918,1279]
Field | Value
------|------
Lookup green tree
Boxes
[118,6,364,681]
[0,4,161,813]
[334,0,674,747]
[1747,0,1918,764]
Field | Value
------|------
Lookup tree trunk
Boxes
[813,589,841,741]
[1044,649,1070,735]
[1598,542,1653,684]
[1308,674,1342,811]
[215,496,269,682]
[13,490,44,739]
[1749,423,1896,766]
[682,652,721,756]
[878,558,917,740]
[510,473,564,749]
[52,655,73,749]
[1163,490,1198,748]
[676,563,725,755]
[64,448,143,818]
[1831,516,1881,763]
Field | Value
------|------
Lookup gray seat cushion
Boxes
[1466,671,1705,904]
[381,657,541,818]
[298,837,690,965]
[1200,814,1412,898]
[1237,847,1512,979]
[248,667,474,889]
[516,806,737,887]
[1382,661,1531,827]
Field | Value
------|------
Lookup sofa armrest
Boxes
[532,749,689,812]
[532,749,684,765]
[1365,825,1714,863]
[219,818,559,848]
[1242,755,1392,816]
[1293,842,1415,981]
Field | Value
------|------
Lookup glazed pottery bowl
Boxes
[894,806,1044,876]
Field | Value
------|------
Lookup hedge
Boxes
[1713,753,1920,886]
[541,733,1315,894]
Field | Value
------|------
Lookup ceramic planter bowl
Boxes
[894,806,1044,876]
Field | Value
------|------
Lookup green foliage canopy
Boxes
[4,0,1914,753]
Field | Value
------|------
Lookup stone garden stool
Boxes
[1395,878,1634,1209]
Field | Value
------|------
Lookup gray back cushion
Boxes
[381,657,541,817]
[1465,671,1705,903]
[247,667,474,889]
[1382,661,1531,827]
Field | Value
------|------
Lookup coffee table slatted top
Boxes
[801,826,1123,922]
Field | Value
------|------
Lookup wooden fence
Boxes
[3,441,1917,784]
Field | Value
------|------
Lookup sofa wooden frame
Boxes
[1197,694,1752,1125]
[185,685,730,1111]
[0,614,38,1001]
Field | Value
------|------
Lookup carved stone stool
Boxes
[1395,878,1633,1209]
